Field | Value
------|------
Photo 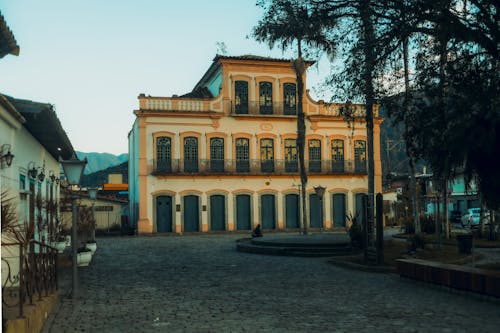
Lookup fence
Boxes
[1,240,58,318]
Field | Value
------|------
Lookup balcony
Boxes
[152,159,367,176]
[230,101,297,116]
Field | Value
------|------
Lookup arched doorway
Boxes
[210,195,226,231]
[156,196,173,232]
[183,195,199,232]
[285,194,299,229]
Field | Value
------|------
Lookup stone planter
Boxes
[77,251,92,267]
[86,242,97,254]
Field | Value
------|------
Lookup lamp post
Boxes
[60,153,87,298]
[88,187,98,241]
[314,185,326,230]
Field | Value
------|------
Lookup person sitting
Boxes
[252,224,263,238]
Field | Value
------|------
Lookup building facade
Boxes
[129,55,383,234]
[1,94,74,284]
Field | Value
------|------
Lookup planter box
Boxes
[397,259,500,298]
[77,251,92,267]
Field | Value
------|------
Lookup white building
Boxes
[129,55,383,234]
[1,94,74,282]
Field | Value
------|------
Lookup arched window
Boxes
[235,138,249,172]
[259,81,273,114]
[308,139,321,173]
[354,140,367,173]
[210,137,224,172]
[156,136,171,173]
[260,138,274,172]
[284,139,298,172]
[184,137,198,173]
[331,139,344,172]
[235,81,248,114]
[283,83,296,115]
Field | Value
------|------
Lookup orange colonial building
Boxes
[128,55,383,234]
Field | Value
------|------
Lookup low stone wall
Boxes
[4,292,59,333]
[396,258,500,298]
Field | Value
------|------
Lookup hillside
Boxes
[77,151,128,174]
[81,161,128,187]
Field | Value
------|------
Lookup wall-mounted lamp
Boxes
[49,170,56,182]
[28,161,38,179]
[38,169,45,182]
[313,185,326,200]
[0,144,14,168]
[37,161,46,182]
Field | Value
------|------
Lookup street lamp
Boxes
[88,187,98,241]
[314,185,326,229]
[59,153,87,298]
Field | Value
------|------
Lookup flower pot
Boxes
[86,242,97,254]
[65,236,71,247]
[54,241,67,253]
[77,251,92,267]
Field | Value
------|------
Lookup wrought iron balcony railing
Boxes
[230,101,297,116]
[152,159,367,176]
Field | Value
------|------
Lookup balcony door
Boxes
[210,138,224,172]
[184,137,198,173]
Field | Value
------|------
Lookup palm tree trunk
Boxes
[295,39,308,235]
[403,37,421,233]
[359,0,376,249]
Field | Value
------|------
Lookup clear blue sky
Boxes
[0,0,329,155]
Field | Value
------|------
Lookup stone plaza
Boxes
[43,234,500,332]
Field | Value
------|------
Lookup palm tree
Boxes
[253,0,335,234]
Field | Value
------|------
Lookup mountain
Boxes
[76,151,128,174]
[81,161,128,187]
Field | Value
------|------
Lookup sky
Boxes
[0,0,330,155]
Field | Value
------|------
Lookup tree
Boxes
[253,0,335,234]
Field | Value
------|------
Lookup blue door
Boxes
[184,195,199,232]
[236,195,251,230]
[210,195,225,231]
[309,194,323,228]
[333,194,346,227]
[261,195,276,230]
[285,194,299,229]
[156,196,172,232]
[355,193,366,227]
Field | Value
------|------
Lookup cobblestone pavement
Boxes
[44,234,500,333]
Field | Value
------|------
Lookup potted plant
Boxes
[76,246,92,266]
[78,206,97,255]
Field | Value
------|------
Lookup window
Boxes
[283,83,296,115]
[19,174,26,190]
[259,81,273,114]
[308,139,322,173]
[260,138,274,172]
[284,139,298,172]
[235,138,250,172]
[210,137,224,172]
[156,136,172,172]
[235,81,248,114]
[354,140,367,173]
[184,137,198,173]
[331,139,344,172]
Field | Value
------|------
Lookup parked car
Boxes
[461,208,490,228]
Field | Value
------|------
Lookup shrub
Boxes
[407,233,426,252]
[348,218,365,249]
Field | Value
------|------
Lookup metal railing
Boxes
[2,240,58,318]
[230,101,297,116]
[152,159,367,176]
